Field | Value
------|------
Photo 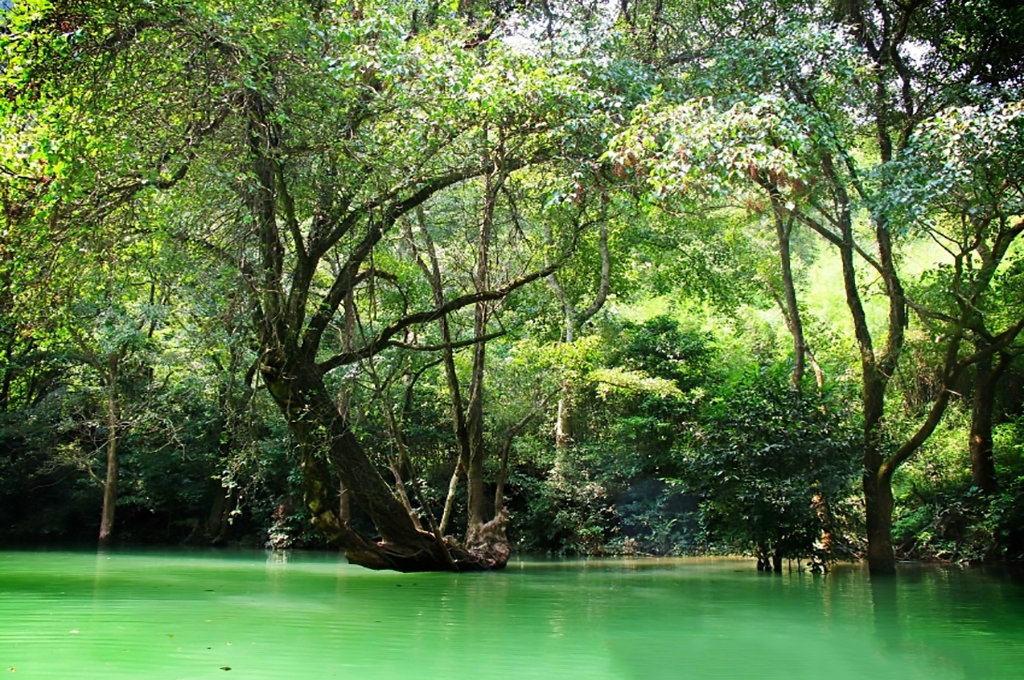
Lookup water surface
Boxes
[1,550,1021,679]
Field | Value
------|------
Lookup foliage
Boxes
[681,366,860,566]
[0,0,1022,569]
[505,315,716,556]
[893,412,1024,562]
[878,100,1024,234]
[509,458,617,555]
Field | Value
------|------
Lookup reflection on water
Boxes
[1,551,1022,679]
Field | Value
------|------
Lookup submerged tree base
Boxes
[341,533,510,573]
[317,510,510,572]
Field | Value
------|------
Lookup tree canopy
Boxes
[2,0,1023,572]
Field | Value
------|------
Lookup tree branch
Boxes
[300,153,553,359]
[387,330,506,354]
[317,263,556,373]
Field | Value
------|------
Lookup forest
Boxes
[0,0,1022,574]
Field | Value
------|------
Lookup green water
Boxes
[1,551,1022,679]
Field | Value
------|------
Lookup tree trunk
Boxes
[970,352,1001,494]
[820,148,902,576]
[460,160,511,566]
[465,308,489,531]
[98,358,121,547]
[546,217,609,464]
[98,428,119,546]
[553,302,576,463]
[554,386,573,458]
[772,205,806,391]
[439,459,462,536]
[205,480,236,543]
[860,362,897,574]
[864,466,896,574]
[409,197,509,565]
[263,359,495,571]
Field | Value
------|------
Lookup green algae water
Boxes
[1,551,1022,679]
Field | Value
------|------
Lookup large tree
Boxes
[883,102,1024,495]
[608,0,1024,572]
[2,0,629,570]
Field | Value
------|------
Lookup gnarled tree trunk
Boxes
[262,358,495,571]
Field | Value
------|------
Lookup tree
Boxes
[608,2,1023,572]
[2,0,631,570]
[882,102,1024,495]
[33,224,188,545]
[61,276,164,546]
[401,166,542,565]
[684,366,859,571]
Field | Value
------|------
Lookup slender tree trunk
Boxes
[98,430,119,545]
[407,201,508,566]
[388,460,422,531]
[819,150,902,575]
[834,208,898,573]
[337,289,357,526]
[461,161,511,567]
[553,309,576,461]
[465,342,488,531]
[494,409,539,516]
[412,205,472,524]
[772,207,806,391]
[439,459,462,536]
[338,479,352,525]
[554,382,573,458]
[98,360,121,547]
[205,481,236,542]
[547,218,610,464]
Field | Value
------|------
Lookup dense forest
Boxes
[1,0,1022,573]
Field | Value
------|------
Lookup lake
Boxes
[1,550,1022,679]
